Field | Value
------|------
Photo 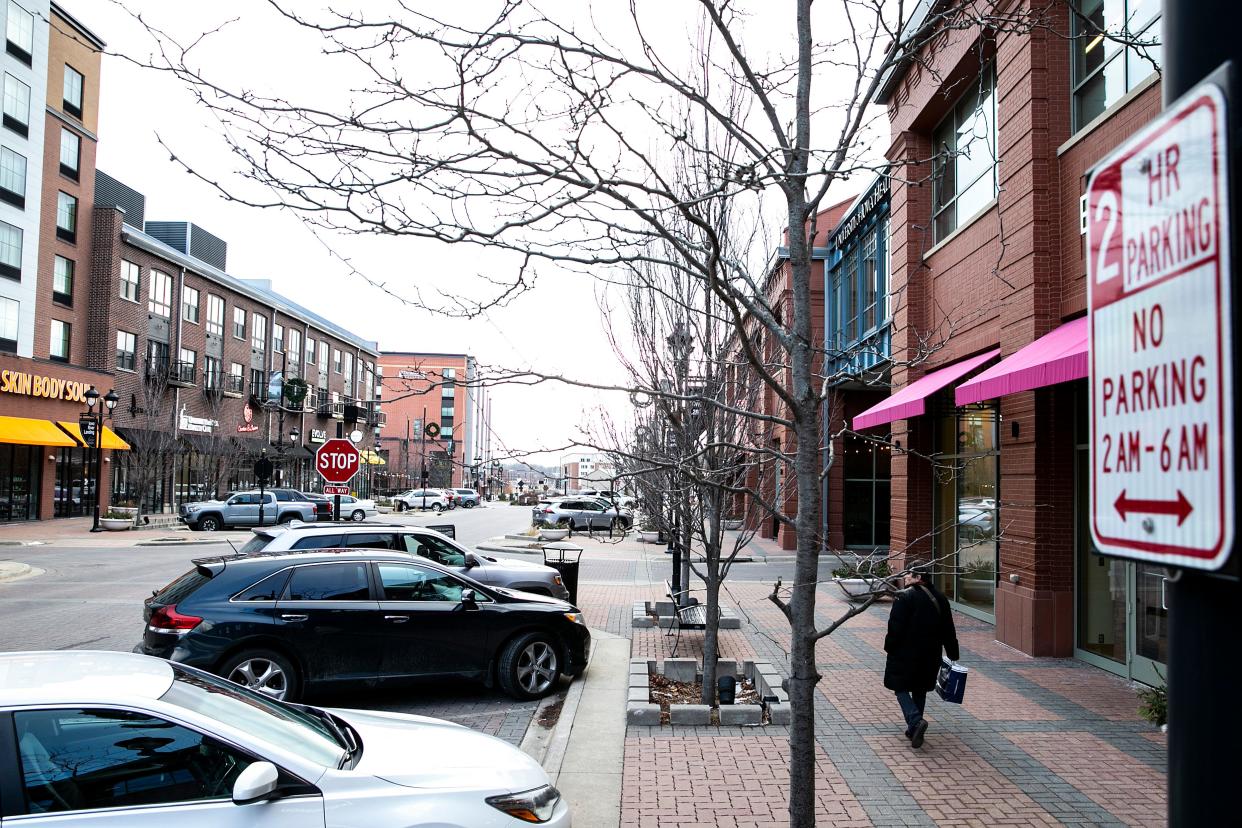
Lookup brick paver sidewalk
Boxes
[592,573,1167,827]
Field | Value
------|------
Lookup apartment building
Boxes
[846,0,1165,683]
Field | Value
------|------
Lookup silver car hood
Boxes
[330,707,549,791]
[474,553,546,571]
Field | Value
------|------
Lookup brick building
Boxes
[848,0,1166,683]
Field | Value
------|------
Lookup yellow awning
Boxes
[57,422,131,451]
[0,416,79,447]
[361,449,385,465]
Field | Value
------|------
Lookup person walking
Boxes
[883,564,960,748]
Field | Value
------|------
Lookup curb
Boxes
[0,561,38,582]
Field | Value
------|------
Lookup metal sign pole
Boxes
[1163,3,1242,824]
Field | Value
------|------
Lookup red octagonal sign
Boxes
[316,438,361,485]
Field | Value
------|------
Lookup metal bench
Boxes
[665,579,707,657]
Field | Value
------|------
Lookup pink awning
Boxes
[954,318,1088,407]
[853,349,1000,431]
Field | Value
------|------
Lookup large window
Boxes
[119,260,140,302]
[55,192,77,242]
[933,403,999,618]
[62,64,83,118]
[59,128,79,179]
[251,313,267,352]
[206,293,224,335]
[932,67,997,242]
[233,307,246,339]
[181,285,200,324]
[115,330,136,370]
[842,430,891,548]
[305,336,315,365]
[830,224,887,350]
[0,144,24,207]
[52,256,73,305]
[272,322,284,353]
[332,348,342,374]
[0,295,17,351]
[49,319,69,362]
[0,218,21,280]
[2,73,28,136]
[148,269,172,317]
[5,1,32,65]
[1073,0,1161,129]
[287,328,300,364]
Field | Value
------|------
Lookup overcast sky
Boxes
[61,0,876,465]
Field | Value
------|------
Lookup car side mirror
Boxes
[463,552,479,569]
[232,761,279,804]
[461,588,479,605]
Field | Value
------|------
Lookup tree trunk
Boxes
[701,551,721,706]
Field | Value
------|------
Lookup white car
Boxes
[2,651,570,826]
[393,489,451,512]
[336,494,378,521]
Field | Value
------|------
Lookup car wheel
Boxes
[432,503,443,513]
[277,512,294,524]
[198,515,221,532]
[610,517,622,532]
[464,501,475,509]
[351,509,365,522]
[221,649,300,702]
[396,501,406,512]
[498,632,561,700]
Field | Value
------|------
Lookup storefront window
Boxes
[54,447,95,517]
[933,402,999,617]
[842,430,891,548]
[0,443,38,520]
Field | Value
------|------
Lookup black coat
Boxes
[883,582,960,692]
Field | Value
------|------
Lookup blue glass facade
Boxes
[825,175,890,381]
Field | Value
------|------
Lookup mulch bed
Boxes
[648,672,762,725]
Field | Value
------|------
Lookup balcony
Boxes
[222,374,245,398]
[204,374,224,397]
[366,402,386,427]
[145,359,170,384]
[317,392,343,419]
[251,384,270,404]
[169,361,197,387]
[303,392,318,414]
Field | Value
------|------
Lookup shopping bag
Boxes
[935,657,968,704]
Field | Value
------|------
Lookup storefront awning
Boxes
[0,416,79,447]
[287,444,315,460]
[58,422,131,451]
[361,449,386,466]
[853,349,1001,431]
[954,318,1088,407]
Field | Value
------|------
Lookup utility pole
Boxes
[420,405,428,510]
[1162,3,1242,824]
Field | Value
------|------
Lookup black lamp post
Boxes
[288,427,301,489]
[84,386,118,532]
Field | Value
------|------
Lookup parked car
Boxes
[452,488,482,508]
[180,490,317,531]
[2,650,569,826]
[336,495,378,521]
[303,491,333,521]
[238,523,569,599]
[579,489,636,510]
[533,498,631,531]
[393,489,451,512]
[439,489,460,509]
[138,550,590,702]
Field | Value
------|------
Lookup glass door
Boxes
[1130,563,1169,686]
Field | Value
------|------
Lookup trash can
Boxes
[542,542,583,605]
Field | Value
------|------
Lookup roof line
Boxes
[50,2,106,50]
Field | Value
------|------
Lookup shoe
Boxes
[910,718,927,749]
[904,728,913,740]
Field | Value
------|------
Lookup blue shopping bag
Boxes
[935,657,968,704]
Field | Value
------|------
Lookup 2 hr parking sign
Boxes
[1088,82,1233,569]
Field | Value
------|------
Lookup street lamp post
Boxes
[83,387,119,533]
[287,426,301,489]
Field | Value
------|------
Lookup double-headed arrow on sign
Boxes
[1114,490,1194,526]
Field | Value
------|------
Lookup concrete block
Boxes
[715,659,739,678]
[626,703,661,726]
[657,615,676,629]
[628,672,650,688]
[718,704,763,726]
[719,615,742,629]
[627,687,649,702]
[669,704,711,725]
[631,614,654,628]
[768,702,791,725]
[654,600,676,616]
[743,660,757,682]
[662,658,697,683]
[760,673,785,699]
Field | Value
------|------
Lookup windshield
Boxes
[161,663,346,768]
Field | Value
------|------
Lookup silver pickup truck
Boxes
[180,490,317,531]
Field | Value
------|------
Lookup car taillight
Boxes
[542,508,554,514]
[148,604,203,635]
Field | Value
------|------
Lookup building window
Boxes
[147,269,172,317]
[842,430,891,548]
[250,367,264,398]
[181,285,200,324]
[251,314,266,352]
[305,336,315,365]
[233,307,246,339]
[115,330,136,370]
[1072,1,1161,130]
[206,293,224,336]
[52,256,73,306]
[2,73,28,137]
[5,1,32,65]
[0,219,21,280]
[204,355,221,389]
[343,352,352,384]
[59,128,79,180]
[49,319,69,362]
[0,295,17,352]
[120,260,140,302]
[0,145,24,207]
[146,339,169,381]
[272,323,284,353]
[177,346,196,383]
[62,64,83,119]
[932,403,999,618]
[287,328,300,364]
[333,348,342,374]
[319,341,328,369]
[56,191,77,243]
[441,405,455,432]
[932,67,997,242]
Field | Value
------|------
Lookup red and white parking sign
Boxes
[1088,83,1233,569]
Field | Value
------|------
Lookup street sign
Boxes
[78,415,98,449]
[1088,82,1233,569]
[323,485,350,496]
[315,438,361,485]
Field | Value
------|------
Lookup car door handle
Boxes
[384,615,409,623]
[279,613,308,622]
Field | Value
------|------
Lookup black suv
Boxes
[138,550,589,703]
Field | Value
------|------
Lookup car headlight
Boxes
[564,612,584,624]
[552,575,564,586]
[485,784,561,823]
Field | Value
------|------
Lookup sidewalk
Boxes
[0,516,249,548]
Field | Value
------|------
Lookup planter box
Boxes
[539,528,570,541]
[723,519,743,531]
[834,577,876,600]
[637,530,660,543]
[100,518,132,532]
[376,505,393,514]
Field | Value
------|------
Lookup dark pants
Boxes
[895,690,926,734]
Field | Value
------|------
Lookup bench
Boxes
[665,579,708,657]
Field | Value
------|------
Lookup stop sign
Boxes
[316,438,361,485]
